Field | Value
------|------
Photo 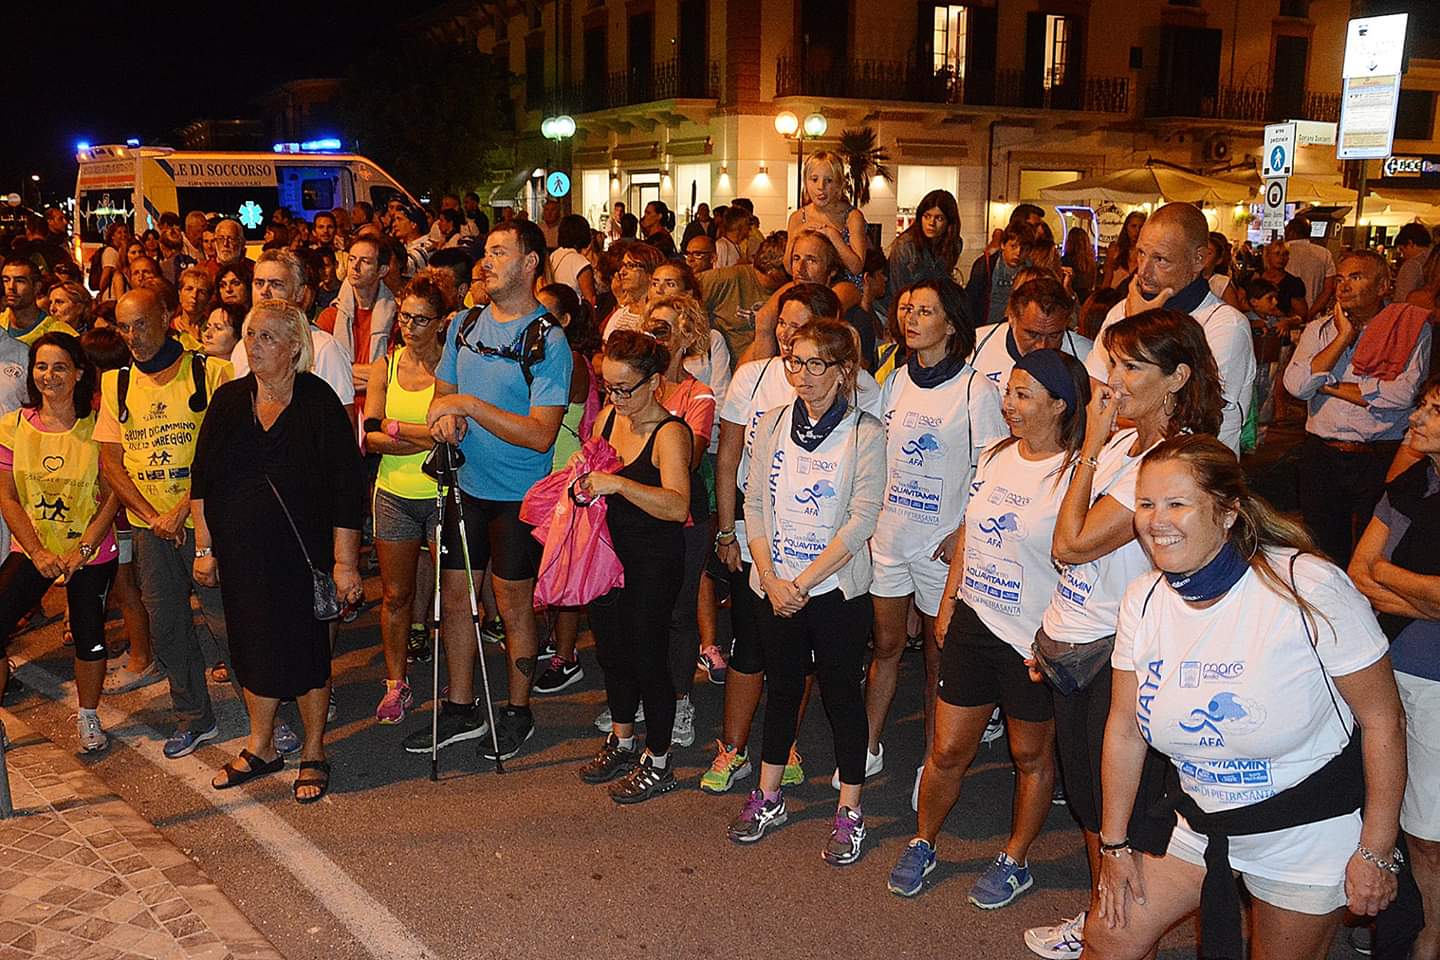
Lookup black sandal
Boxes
[293,760,331,804]
[212,749,284,790]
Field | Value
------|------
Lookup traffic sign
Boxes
[1262,178,1287,237]
[1263,122,1296,178]
[545,170,571,198]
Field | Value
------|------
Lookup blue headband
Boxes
[1013,348,1078,416]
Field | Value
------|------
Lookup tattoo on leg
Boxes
[516,656,537,679]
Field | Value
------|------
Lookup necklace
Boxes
[257,377,293,404]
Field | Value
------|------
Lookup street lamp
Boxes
[774,111,827,208]
[541,114,576,141]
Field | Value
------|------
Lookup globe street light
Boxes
[541,114,576,141]
[775,110,826,209]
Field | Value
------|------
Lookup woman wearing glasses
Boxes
[362,276,445,725]
[726,317,885,864]
[599,241,666,341]
[576,330,693,803]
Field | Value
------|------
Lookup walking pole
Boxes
[447,448,505,774]
[429,460,448,783]
[0,716,13,818]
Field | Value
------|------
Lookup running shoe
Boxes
[1349,925,1374,957]
[831,742,884,789]
[911,764,924,812]
[480,617,506,646]
[479,706,535,761]
[406,625,432,663]
[1024,912,1085,959]
[887,838,937,897]
[579,734,639,783]
[609,754,677,804]
[969,852,1034,909]
[163,723,219,759]
[1053,780,1068,806]
[727,789,787,843]
[273,722,301,756]
[822,806,866,866]
[594,703,644,733]
[672,695,696,748]
[401,700,488,753]
[700,741,752,793]
[981,707,1006,745]
[697,646,728,684]
[534,656,583,694]
[327,690,337,722]
[102,661,164,695]
[781,745,805,786]
[375,679,413,725]
[76,714,108,753]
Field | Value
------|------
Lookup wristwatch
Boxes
[194,546,213,559]
[78,542,95,560]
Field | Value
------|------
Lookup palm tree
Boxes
[837,127,892,208]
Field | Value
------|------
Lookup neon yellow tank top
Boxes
[0,409,107,558]
[375,347,438,500]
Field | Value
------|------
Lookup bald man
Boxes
[1084,202,1256,452]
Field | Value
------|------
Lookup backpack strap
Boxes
[116,365,132,424]
[187,352,209,414]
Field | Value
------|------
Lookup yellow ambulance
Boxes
[72,141,418,266]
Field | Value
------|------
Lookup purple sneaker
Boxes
[822,806,867,865]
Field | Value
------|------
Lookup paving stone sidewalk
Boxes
[0,711,285,960]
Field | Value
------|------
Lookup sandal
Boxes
[293,760,331,804]
[212,749,285,790]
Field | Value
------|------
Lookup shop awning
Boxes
[1040,165,1251,205]
[488,155,547,206]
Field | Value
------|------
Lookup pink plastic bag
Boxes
[520,436,625,607]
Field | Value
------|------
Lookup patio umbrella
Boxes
[1040,166,1252,205]
[1217,168,1357,205]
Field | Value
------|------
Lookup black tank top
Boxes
[601,409,687,560]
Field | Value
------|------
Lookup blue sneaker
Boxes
[273,722,301,756]
[887,838,937,896]
[969,852,1033,909]
[163,723,219,759]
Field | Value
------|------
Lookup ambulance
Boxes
[72,141,418,266]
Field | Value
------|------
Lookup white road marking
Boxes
[15,659,436,960]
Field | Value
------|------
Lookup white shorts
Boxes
[870,553,950,617]
[1166,830,1347,915]
[1396,671,1440,841]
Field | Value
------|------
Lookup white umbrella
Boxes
[1040,166,1252,205]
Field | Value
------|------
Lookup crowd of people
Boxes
[1,153,1438,958]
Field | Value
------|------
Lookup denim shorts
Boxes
[373,488,439,543]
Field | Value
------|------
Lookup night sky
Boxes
[5,1,448,205]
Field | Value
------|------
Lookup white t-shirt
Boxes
[1286,239,1337,308]
[550,248,591,298]
[715,237,742,269]
[231,326,356,407]
[1041,429,1155,644]
[721,356,881,562]
[1086,293,1255,453]
[874,364,1006,564]
[758,404,858,596]
[1113,550,1389,884]
[969,322,1093,392]
[960,442,1069,656]
[682,329,733,453]
[602,304,643,341]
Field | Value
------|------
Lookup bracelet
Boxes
[1099,836,1132,858]
[1078,455,1100,469]
[1358,845,1405,875]
[715,530,736,545]
[194,546,213,559]
[385,419,402,439]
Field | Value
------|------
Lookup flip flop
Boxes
[212,749,285,790]
[293,760,331,804]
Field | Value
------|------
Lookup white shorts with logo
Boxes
[870,553,950,618]
[1396,670,1440,841]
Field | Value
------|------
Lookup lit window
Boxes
[932,5,968,80]
[1044,15,1071,90]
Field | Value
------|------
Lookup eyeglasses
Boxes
[399,311,438,328]
[683,249,712,260]
[601,378,648,400]
[619,259,648,272]
[781,353,843,376]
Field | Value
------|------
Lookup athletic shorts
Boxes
[870,553,950,617]
[1166,836,1347,915]
[373,488,439,543]
[936,602,1052,722]
[438,492,540,582]
[1396,671,1440,841]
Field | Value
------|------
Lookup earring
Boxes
[1162,391,1177,416]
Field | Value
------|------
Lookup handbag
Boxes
[519,435,626,607]
[1031,626,1114,696]
[266,476,341,621]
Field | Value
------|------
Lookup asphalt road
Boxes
[3,559,1365,960]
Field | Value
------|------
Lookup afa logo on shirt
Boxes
[1174,692,1267,748]
[794,480,837,515]
[976,511,1024,547]
[900,432,941,466]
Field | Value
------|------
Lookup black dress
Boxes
[191,373,365,699]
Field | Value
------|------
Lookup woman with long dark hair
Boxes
[887,190,963,308]
[1102,212,1146,290]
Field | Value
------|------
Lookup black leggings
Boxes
[589,553,684,755]
[667,520,709,696]
[0,554,117,661]
[758,590,872,785]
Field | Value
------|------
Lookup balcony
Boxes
[1144,85,1341,123]
[543,57,720,114]
[774,56,1131,114]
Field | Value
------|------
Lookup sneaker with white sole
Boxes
[594,703,643,733]
[163,723,218,759]
[888,838,937,897]
[981,707,1005,745]
[273,722,301,756]
[831,742,884,789]
[374,680,413,725]
[781,745,805,786]
[696,646,727,684]
[969,852,1034,909]
[76,714,108,753]
[672,695,696,748]
[700,741,752,793]
[822,806,866,865]
[727,789,787,843]
[534,656,584,694]
[1024,912,1085,959]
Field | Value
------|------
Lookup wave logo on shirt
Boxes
[977,511,1023,546]
[901,432,941,465]
[794,479,837,515]
[1175,692,1266,748]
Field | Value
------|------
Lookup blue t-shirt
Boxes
[437,304,573,501]
[1374,462,1440,681]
